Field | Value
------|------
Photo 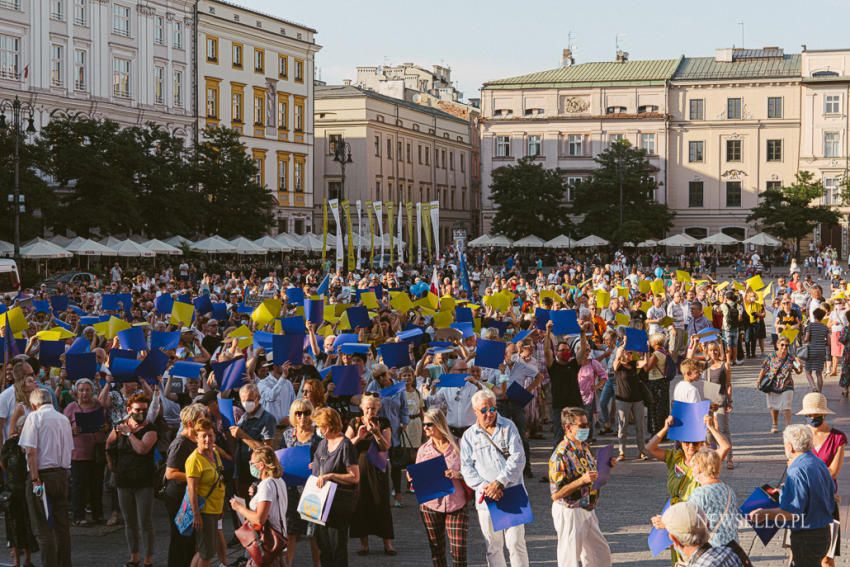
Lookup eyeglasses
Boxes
[294,411,311,417]
[476,406,497,414]
[364,392,380,398]
[422,422,434,428]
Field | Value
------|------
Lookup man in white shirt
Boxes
[424,361,484,438]
[110,262,122,282]
[0,360,31,441]
[21,388,73,567]
[249,352,296,431]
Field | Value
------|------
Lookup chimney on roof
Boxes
[616,50,629,62]
[802,44,807,52]
[343,79,351,86]
[561,48,575,67]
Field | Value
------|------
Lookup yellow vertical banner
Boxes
[422,202,433,264]
[406,202,414,264]
[386,202,394,266]
[366,200,374,268]
[322,198,328,266]
[343,200,355,270]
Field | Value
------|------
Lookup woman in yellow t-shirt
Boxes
[744,289,766,358]
[185,418,225,567]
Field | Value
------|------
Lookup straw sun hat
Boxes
[796,392,835,416]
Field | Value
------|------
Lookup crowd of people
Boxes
[0,244,845,567]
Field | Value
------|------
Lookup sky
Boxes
[246,0,850,102]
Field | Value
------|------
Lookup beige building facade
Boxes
[197,0,320,234]
[314,84,473,247]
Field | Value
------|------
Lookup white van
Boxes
[0,259,21,301]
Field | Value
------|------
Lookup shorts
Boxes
[766,390,793,411]
[195,513,219,560]
[668,329,685,355]
[722,329,739,348]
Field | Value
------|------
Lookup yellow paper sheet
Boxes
[107,316,131,339]
[433,310,453,329]
[650,279,665,296]
[676,270,692,283]
[227,324,253,349]
[1,307,27,334]
[746,275,765,291]
[733,282,745,291]
[640,301,652,313]
[390,293,413,313]
[757,283,773,303]
[440,296,457,313]
[780,327,799,344]
[638,280,652,294]
[48,326,76,339]
[616,286,630,298]
[36,330,61,341]
[596,290,611,308]
[716,281,730,291]
[614,312,630,326]
[540,289,564,303]
[251,303,276,328]
[659,316,674,327]
[360,292,379,310]
[171,301,195,326]
[703,306,714,320]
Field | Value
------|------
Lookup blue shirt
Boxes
[460,414,525,510]
[779,451,836,530]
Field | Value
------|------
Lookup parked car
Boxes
[40,271,96,292]
[0,259,21,301]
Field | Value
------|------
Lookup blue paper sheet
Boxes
[407,455,455,505]
[39,340,65,368]
[108,349,137,367]
[345,306,370,329]
[397,326,425,346]
[193,294,213,315]
[338,342,370,355]
[534,307,550,330]
[739,487,781,545]
[154,294,173,314]
[285,288,305,304]
[171,360,203,380]
[150,330,180,351]
[435,373,469,388]
[506,382,534,407]
[75,409,105,434]
[624,327,650,353]
[667,400,711,442]
[379,381,405,398]
[549,310,582,335]
[136,349,169,383]
[217,397,235,428]
[66,337,90,355]
[330,365,361,396]
[33,300,50,314]
[50,295,69,314]
[450,322,474,338]
[304,298,324,326]
[332,333,360,351]
[488,320,508,337]
[118,326,147,351]
[366,441,388,472]
[273,334,304,366]
[648,498,674,556]
[455,307,473,323]
[280,316,306,334]
[476,339,506,370]
[276,446,312,486]
[486,484,533,531]
[101,294,120,311]
[211,302,228,321]
[510,330,533,343]
[592,444,615,490]
[379,342,411,369]
[215,358,247,391]
[252,330,275,351]
[110,357,141,383]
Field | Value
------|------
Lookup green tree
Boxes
[489,156,571,239]
[748,170,839,258]
[0,127,56,241]
[194,126,275,239]
[570,139,674,246]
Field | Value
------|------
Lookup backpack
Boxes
[656,348,677,382]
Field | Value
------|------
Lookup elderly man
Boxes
[228,383,276,499]
[549,407,615,567]
[425,360,484,438]
[21,388,74,567]
[749,424,836,567]
[666,291,687,363]
[461,389,528,567]
[659,501,743,566]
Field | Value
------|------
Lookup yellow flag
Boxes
[1,307,27,334]
[650,279,665,295]
[390,292,413,313]
[676,270,692,283]
[746,275,765,291]
[170,302,194,326]
[361,291,379,310]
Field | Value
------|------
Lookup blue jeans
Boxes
[599,378,616,428]
[582,396,597,439]
[497,399,530,473]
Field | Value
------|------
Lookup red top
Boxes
[813,427,846,487]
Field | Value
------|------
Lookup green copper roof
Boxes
[674,54,801,80]
[483,58,682,89]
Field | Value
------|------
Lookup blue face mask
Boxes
[575,427,590,442]
[806,416,824,428]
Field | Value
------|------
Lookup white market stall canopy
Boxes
[512,235,546,248]
[743,232,782,246]
[164,235,193,247]
[658,233,699,247]
[275,233,308,251]
[0,240,14,257]
[485,235,514,248]
[573,235,610,247]
[636,240,658,248]
[65,237,115,256]
[143,238,183,255]
[544,235,574,249]
[467,234,493,247]
[699,232,740,245]
[229,236,267,255]
[20,238,73,259]
[111,239,155,257]
[191,235,237,254]
[255,236,289,253]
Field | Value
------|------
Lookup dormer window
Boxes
[638,105,658,113]
[524,108,544,116]
[812,70,839,77]
[606,106,627,114]
[494,109,513,118]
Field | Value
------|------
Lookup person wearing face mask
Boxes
[799,392,845,567]
[543,320,584,455]
[549,407,616,567]
[105,393,158,567]
[674,449,740,549]
[748,424,836,567]
[229,383,276,501]
[655,501,744,567]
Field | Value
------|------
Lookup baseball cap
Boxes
[661,502,707,537]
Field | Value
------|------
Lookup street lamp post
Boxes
[332,138,353,269]
[0,96,36,263]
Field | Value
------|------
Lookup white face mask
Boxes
[243,401,257,414]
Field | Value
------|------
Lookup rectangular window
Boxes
[449,152,454,170]
[688,181,704,208]
[278,55,287,79]
[73,0,86,25]
[441,149,447,168]
[689,99,704,120]
[206,37,218,63]
[0,35,20,80]
[112,57,130,97]
[460,154,465,172]
[406,143,411,162]
[824,178,836,204]
[113,4,130,36]
[387,139,392,159]
[824,132,840,157]
[294,102,303,131]
[294,59,304,82]
[50,0,64,20]
[766,181,781,192]
[328,181,341,201]
[726,139,742,162]
[825,94,841,114]
[688,140,704,162]
[727,98,741,119]
[726,181,742,207]
[641,133,655,155]
[278,159,288,191]
[173,69,183,108]
[74,49,86,91]
[566,177,582,202]
[766,139,782,162]
[295,161,303,191]
[232,43,243,69]
[50,44,63,87]
[425,147,430,165]
[153,15,164,44]
[767,97,783,119]
[277,98,287,129]
[375,135,380,156]
[205,87,218,118]
[232,92,242,122]
[527,135,541,157]
[254,49,264,73]
[418,144,423,163]
[567,134,582,156]
[328,134,342,155]
[172,21,183,49]
[609,133,624,144]
[153,66,164,104]
[254,95,264,125]
[495,136,510,157]
[398,141,402,161]
[253,157,264,186]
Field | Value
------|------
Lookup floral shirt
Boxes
[760,351,795,393]
[548,437,599,510]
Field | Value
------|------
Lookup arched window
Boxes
[684,227,708,240]
[721,227,746,241]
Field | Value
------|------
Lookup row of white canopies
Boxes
[0,232,374,259]
[467,232,783,249]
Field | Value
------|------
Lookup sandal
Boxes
[770,426,778,434]
[106,512,121,526]
[639,454,649,461]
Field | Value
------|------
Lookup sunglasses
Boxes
[294,411,311,417]
[422,422,434,428]
[476,406,497,414]
[364,392,380,398]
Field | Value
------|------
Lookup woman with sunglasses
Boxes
[758,336,802,433]
[280,399,321,567]
[411,408,468,567]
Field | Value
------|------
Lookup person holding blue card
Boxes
[549,407,615,567]
[425,360,483,439]
[459,388,528,567]
[654,502,745,567]
[411,408,469,567]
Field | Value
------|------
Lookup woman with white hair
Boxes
[651,501,743,565]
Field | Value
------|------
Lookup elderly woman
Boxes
[346,392,396,555]
[644,333,672,436]
[281,399,321,567]
[0,415,38,567]
[366,362,410,508]
[759,336,802,433]
[63,378,108,526]
[311,408,360,567]
[682,449,739,547]
[411,408,468,567]
[799,392,846,567]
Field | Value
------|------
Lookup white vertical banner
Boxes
[416,202,423,265]
[328,199,343,272]
[429,200,440,263]
[397,201,403,260]
[356,200,362,268]
[373,201,384,268]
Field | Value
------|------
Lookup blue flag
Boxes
[316,274,330,297]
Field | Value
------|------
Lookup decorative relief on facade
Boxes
[721,169,747,179]
[562,96,589,113]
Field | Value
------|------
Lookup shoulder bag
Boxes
[174,452,222,536]
[235,478,287,566]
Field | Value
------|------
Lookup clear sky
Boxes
[245,0,850,101]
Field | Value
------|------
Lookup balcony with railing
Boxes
[74,80,87,91]
[0,0,21,10]
[0,68,20,80]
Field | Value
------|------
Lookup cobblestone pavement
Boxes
[3,302,849,566]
